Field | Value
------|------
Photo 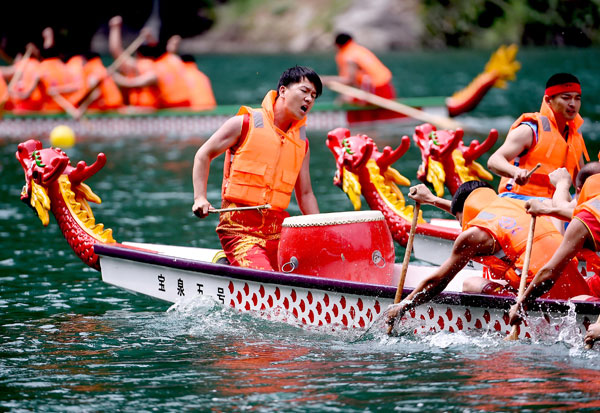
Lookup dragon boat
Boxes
[15,139,600,339]
[1,45,520,141]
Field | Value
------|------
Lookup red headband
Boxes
[545,82,581,96]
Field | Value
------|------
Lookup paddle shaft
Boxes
[7,44,34,91]
[325,80,462,131]
[525,163,542,179]
[209,204,271,213]
[506,215,536,341]
[394,199,420,304]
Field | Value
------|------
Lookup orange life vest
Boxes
[38,57,80,111]
[0,75,7,107]
[573,174,600,231]
[462,187,590,299]
[222,91,307,211]
[127,58,159,107]
[183,61,216,111]
[9,57,43,111]
[335,40,392,89]
[569,174,600,284]
[83,57,123,109]
[153,53,190,108]
[499,99,589,198]
[64,56,87,106]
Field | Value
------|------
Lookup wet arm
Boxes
[387,228,488,320]
[294,148,319,215]
[518,219,589,310]
[192,116,243,218]
[408,183,452,214]
[487,125,534,184]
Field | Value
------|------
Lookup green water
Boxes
[2,48,600,412]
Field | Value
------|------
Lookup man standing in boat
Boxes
[323,33,400,122]
[192,66,322,271]
[487,73,589,201]
[385,180,591,332]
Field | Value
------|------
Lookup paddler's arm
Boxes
[549,167,574,210]
[509,218,590,326]
[487,124,534,185]
[192,115,243,218]
[386,227,488,325]
[525,168,575,221]
[408,184,452,214]
[112,71,158,88]
[584,322,600,347]
[294,147,319,215]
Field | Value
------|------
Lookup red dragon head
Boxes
[16,139,114,270]
[326,128,425,245]
[413,123,498,196]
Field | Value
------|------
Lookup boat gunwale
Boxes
[94,243,600,316]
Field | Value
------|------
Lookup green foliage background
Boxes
[420,0,600,48]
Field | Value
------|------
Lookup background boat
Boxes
[0,96,446,140]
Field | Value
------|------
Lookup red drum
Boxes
[278,211,395,284]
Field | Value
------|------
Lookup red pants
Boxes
[346,81,405,124]
[216,201,289,271]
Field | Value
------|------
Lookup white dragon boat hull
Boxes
[95,242,599,338]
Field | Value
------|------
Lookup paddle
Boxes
[1,44,34,118]
[49,91,82,119]
[209,204,271,213]
[76,30,148,116]
[506,214,536,341]
[324,80,462,131]
[384,189,420,335]
[394,189,420,304]
[7,44,34,92]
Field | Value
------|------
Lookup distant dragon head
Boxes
[413,123,497,196]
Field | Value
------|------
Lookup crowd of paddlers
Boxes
[0,16,216,119]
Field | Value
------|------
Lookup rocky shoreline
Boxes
[176,0,422,54]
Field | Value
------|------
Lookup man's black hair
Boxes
[137,44,163,59]
[335,33,352,46]
[180,54,196,63]
[546,73,580,89]
[277,65,322,98]
[40,46,60,60]
[576,162,600,189]
[450,180,494,216]
[84,51,101,61]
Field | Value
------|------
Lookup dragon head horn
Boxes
[345,138,373,171]
[376,135,411,172]
[436,128,464,158]
[463,129,498,164]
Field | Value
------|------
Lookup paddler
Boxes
[487,73,589,201]
[192,66,322,271]
[508,163,600,340]
[386,180,591,331]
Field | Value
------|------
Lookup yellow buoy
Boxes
[49,125,76,148]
